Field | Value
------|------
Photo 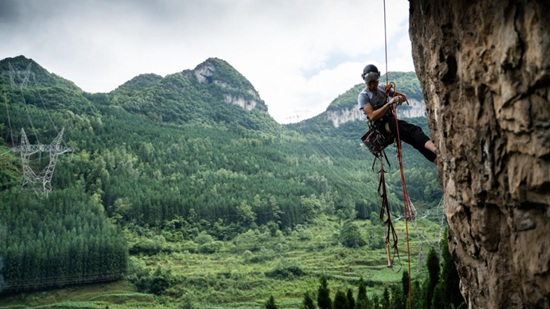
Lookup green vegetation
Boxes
[431,228,465,309]
[264,295,278,309]
[113,73,163,94]
[0,189,127,292]
[300,292,315,309]
[424,247,440,307]
[0,56,450,308]
[0,215,447,308]
[279,228,465,309]
[317,275,331,309]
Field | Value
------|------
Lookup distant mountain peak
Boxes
[114,73,163,93]
[1,55,35,64]
[191,57,266,113]
[102,57,271,127]
[193,58,257,92]
[0,55,80,90]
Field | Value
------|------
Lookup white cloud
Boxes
[0,0,414,123]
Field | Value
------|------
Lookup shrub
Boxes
[265,260,304,279]
[194,232,214,245]
[198,241,224,254]
[339,221,366,248]
[178,293,195,309]
[275,242,289,252]
[129,264,175,296]
[242,250,254,261]
[129,239,161,255]
[234,229,258,250]
[181,241,198,253]
[248,247,277,263]
[298,229,314,241]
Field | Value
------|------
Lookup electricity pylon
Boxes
[11,128,73,195]
[3,62,33,89]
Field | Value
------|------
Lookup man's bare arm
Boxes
[362,98,400,121]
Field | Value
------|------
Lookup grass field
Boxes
[0,215,444,308]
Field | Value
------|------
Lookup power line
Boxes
[410,198,445,272]
[2,90,14,147]
[292,112,367,198]
[31,73,67,148]
[8,63,40,145]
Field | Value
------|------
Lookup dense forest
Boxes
[0,56,448,307]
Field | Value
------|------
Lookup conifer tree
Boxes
[388,285,399,309]
[425,247,440,307]
[411,281,423,309]
[265,295,278,309]
[301,291,316,309]
[381,287,390,309]
[430,283,446,309]
[401,270,410,308]
[318,275,332,309]
[355,277,370,309]
[441,228,465,308]
[371,294,380,309]
[346,288,355,309]
[333,290,348,309]
[401,270,409,296]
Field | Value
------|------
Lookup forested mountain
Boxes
[0,56,441,296]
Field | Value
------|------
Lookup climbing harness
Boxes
[360,125,393,169]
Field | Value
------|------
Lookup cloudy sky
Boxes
[0,0,414,123]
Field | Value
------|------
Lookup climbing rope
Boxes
[382,0,412,307]
[392,99,413,309]
[374,153,401,271]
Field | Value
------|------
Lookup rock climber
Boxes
[358,64,438,163]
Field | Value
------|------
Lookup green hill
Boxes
[0,56,442,301]
[0,56,80,90]
[114,73,163,94]
[107,57,272,130]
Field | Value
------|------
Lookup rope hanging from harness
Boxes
[391,88,414,309]
[385,0,413,307]
[375,151,399,268]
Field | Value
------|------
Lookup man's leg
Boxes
[389,119,437,163]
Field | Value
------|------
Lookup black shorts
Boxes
[386,117,436,162]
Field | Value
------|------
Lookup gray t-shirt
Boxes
[357,84,394,118]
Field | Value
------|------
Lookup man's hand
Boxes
[389,96,403,107]
[392,92,408,104]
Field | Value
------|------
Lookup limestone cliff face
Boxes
[193,59,267,113]
[409,0,550,308]
[325,99,427,128]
